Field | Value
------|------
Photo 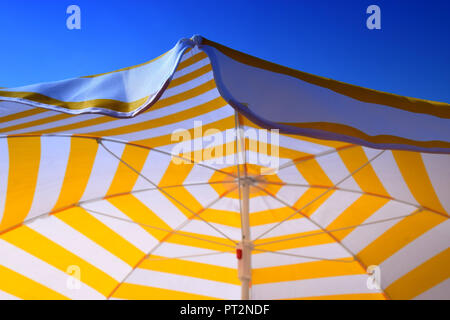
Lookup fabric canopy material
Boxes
[0,36,448,300]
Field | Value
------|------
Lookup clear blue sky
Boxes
[0,0,449,102]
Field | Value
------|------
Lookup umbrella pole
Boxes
[239,180,252,300]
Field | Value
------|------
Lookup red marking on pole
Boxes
[236,248,242,260]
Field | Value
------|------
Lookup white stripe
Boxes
[67,88,221,135]
[8,114,100,135]
[367,149,416,204]
[0,138,9,223]
[0,101,33,117]
[179,47,202,63]
[27,215,131,282]
[342,200,418,254]
[274,185,308,208]
[0,111,55,130]
[252,274,380,299]
[421,153,450,214]
[27,137,70,218]
[183,184,222,208]
[133,190,187,229]
[112,105,234,142]
[276,165,308,185]
[159,71,213,100]
[316,151,361,191]
[0,289,20,300]
[310,190,361,227]
[0,239,104,299]
[82,200,158,253]
[252,216,319,240]
[210,195,287,213]
[253,243,351,268]
[151,242,236,268]
[180,219,241,241]
[133,150,171,191]
[126,268,240,299]
[242,125,332,156]
[80,141,124,202]
[172,58,209,80]
[413,279,450,300]
[380,220,450,288]
[183,163,216,186]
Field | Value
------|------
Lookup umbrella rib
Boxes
[253,185,391,299]
[106,187,237,300]
[254,207,424,247]
[77,180,237,206]
[145,251,234,261]
[79,205,236,249]
[98,138,238,245]
[253,150,386,240]
[252,248,356,263]
[0,134,237,179]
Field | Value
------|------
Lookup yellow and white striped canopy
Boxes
[0,36,448,300]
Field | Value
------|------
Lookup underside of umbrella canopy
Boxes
[0,36,448,300]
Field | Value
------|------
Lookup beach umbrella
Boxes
[0,36,448,300]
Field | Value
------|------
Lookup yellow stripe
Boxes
[296,158,333,187]
[109,195,234,251]
[52,137,98,210]
[111,283,219,300]
[292,187,334,217]
[393,150,447,214]
[169,64,212,88]
[1,226,117,297]
[251,207,305,226]
[197,208,241,228]
[0,113,71,134]
[158,161,202,216]
[0,51,208,116]
[168,231,235,252]
[386,248,450,300]
[0,108,46,124]
[140,256,239,284]
[89,96,227,137]
[246,138,309,161]
[0,265,68,300]
[107,145,149,196]
[339,146,389,197]
[135,116,235,149]
[28,116,114,135]
[204,38,450,119]
[358,210,446,266]
[177,51,208,71]
[0,137,40,232]
[150,79,216,111]
[29,65,219,136]
[0,91,148,113]
[254,231,333,251]
[56,207,145,266]
[108,194,171,241]
[252,260,362,284]
[327,195,389,240]
[284,121,450,150]
[241,116,351,149]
